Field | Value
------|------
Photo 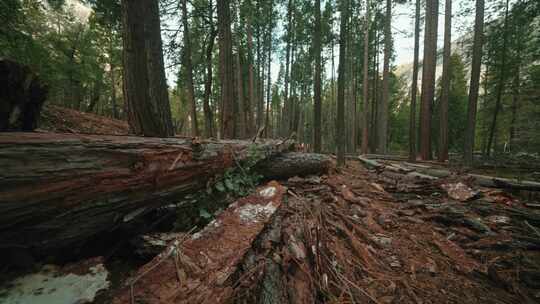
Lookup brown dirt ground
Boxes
[39,105,128,135]
[230,161,540,304]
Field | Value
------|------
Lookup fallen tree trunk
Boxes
[113,182,286,304]
[0,132,293,255]
[357,156,540,192]
[256,152,331,179]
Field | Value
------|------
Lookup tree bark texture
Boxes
[438,0,452,162]
[0,133,292,255]
[409,0,421,161]
[181,0,199,137]
[336,0,348,167]
[203,28,217,139]
[378,0,392,154]
[313,0,322,153]
[361,0,370,155]
[122,0,173,137]
[419,0,438,160]
[256,152,331,179]
[217,0,235,139]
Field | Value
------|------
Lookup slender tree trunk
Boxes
[246,13,256,137]
[122,0,173,137]
[409,0,421,161]
[235,49,246,138]
[464,0,485,165]
[486,0,509,156]
[109,34,118,119]
[438,0,452,162]
[256,34,263,131]
[289,31,296,135]
[480,65,489,156]
[419,0,438,160]
[361,0,370,155]
[378,0,391,154]
[281,0,293,137]
[181,0,199,137]
[217,0,235,139]
[313,0,322,152]
[337,0,348,167]
[509,63,519,148]
[264,5,273,138]
[370,30,379,153]
[203,28,217,138]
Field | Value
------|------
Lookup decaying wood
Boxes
[0,133,293,255]
[113,182,286,304]
[256,152,331,179]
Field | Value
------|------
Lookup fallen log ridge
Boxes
[113,181,286,304]
[256,152,331,179]
[357,156,540,192]
[0,132,293,254]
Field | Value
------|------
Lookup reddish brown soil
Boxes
[232,161,540,303]
[39,105,128,135]
[110,160,540,303]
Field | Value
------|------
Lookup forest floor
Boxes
[221,161,540,303]
[39,105,129,135]
[102,159,540,303]
[2,106,539,303]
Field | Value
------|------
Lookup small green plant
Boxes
[174,144,267,230]
[212,144,265,197]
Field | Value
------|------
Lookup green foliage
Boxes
[174,144,265,230]
[0,0,123,117]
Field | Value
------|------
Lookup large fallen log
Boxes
[0,132,293,255]
[113,181,286,304]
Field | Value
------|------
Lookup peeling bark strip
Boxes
[113,182,285,304]
[0,133,292,254]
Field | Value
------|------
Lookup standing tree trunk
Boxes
[144,0,174,136]
[217,0,235,139]
[282,0,293,137]
[486,0,509,156]
[337,0,348,167]
[313,0,322,152]
[464,0,485,165]
[419,0,438,160]
[370,26,379,152]
[203,27,217,138]
[181,0,199,137]
[109,34,118,119]
[264,6,273,138]
[122,0,173,137]
[246,12,256,137]
[438,0,452,162]
[509,63,519,148]
[378,0,391,154]
[409,0,421,161]
[235,49,246,138]
[361,0,370,155]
